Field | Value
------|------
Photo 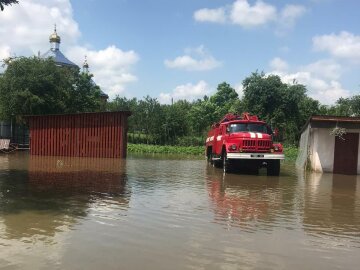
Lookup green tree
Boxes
[242,71,320,143]
[334,95,360,116]
[138,96,163,144]
[66,72,102,113]
[0,0,18,11]
[0,57,101,121]
[242,72,284,122]
[210,82,239,119]
[107,96,140,142]
[188,98,218,137]
[162,100,191,144]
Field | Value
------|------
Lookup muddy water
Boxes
[0,152,359,270]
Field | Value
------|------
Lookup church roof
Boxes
[89,78,108,99]
[41,49,78,68]
[99,89,109,99]
[40,26,108,99]
[40,26,78,68]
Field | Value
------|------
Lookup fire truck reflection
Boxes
[207,169,281,228]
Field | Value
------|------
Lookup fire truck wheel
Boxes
[206,149,212,163]
[223,152,231,173]
[267,160,280,176]
[211,153,219,167]
[208,152,213,164]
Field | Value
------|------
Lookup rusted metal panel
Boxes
[27,111,131,158]
[300,115,360,134]
[333,133,359,175]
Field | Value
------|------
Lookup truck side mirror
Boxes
[226,126,230,133]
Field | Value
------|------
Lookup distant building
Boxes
[41,26,77,68]
[0,27,110,144]
[297,115,360,175]
[41,26,109,101]
[82,56,109,101]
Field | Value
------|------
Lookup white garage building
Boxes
[296,115,360,175]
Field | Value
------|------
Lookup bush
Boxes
[175,136,205,146]
[127,143,204,155]
[283,145,298,161]
[128,143,298,160]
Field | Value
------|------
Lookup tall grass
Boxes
[283,145,299,161]
[127,143,204,155]
[128,143,299,160]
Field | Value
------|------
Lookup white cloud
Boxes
[230,0,276,27]
[67,46,139,98]
[0,0,80,56]
[0,45,11,61]
[313,31,360,63]
[194,0,306,33]
[194,7,226,23]
[267,57,350,104]
[280,5,307,24]
[159,81,211,104]
[305,59,342,80]
[164,45,221,71]
[270,57,288,71]
[274,71,349,104]
[0,0,139,98]
[276,5,307,35]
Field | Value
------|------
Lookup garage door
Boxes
[333,133,359,175]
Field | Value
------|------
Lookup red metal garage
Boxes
[27,111,131,158]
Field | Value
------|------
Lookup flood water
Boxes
[0,152,359,270]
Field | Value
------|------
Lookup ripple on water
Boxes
[0,153,360,270]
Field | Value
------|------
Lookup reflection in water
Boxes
[303,172,360,240]
[0,153,359,270]
[28,155,128,196]
[207,167,282,230]
[0,154,130,269]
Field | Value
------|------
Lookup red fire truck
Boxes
[205,113,284,175]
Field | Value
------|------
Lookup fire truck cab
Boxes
[205,113,285,175]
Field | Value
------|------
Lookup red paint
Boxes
[27,111,131,158]
[205,112,284,175]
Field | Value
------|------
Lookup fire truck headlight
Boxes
[274,145,279,151]
[229,144,237,151]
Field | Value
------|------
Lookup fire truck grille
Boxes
[242,140,271,152]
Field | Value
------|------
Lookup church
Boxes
[40,26,109,101]
[0,26,109,145]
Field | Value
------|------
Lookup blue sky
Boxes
[0,0,359,104]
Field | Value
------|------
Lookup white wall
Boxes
[309,128,335,173]
[309,128,360,174]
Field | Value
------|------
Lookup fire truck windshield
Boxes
[229,123,267,134]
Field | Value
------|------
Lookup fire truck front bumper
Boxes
[227,153,285,160]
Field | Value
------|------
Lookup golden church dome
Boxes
[49,26,61,43]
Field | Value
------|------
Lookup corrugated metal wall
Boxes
[28,112,130,158]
